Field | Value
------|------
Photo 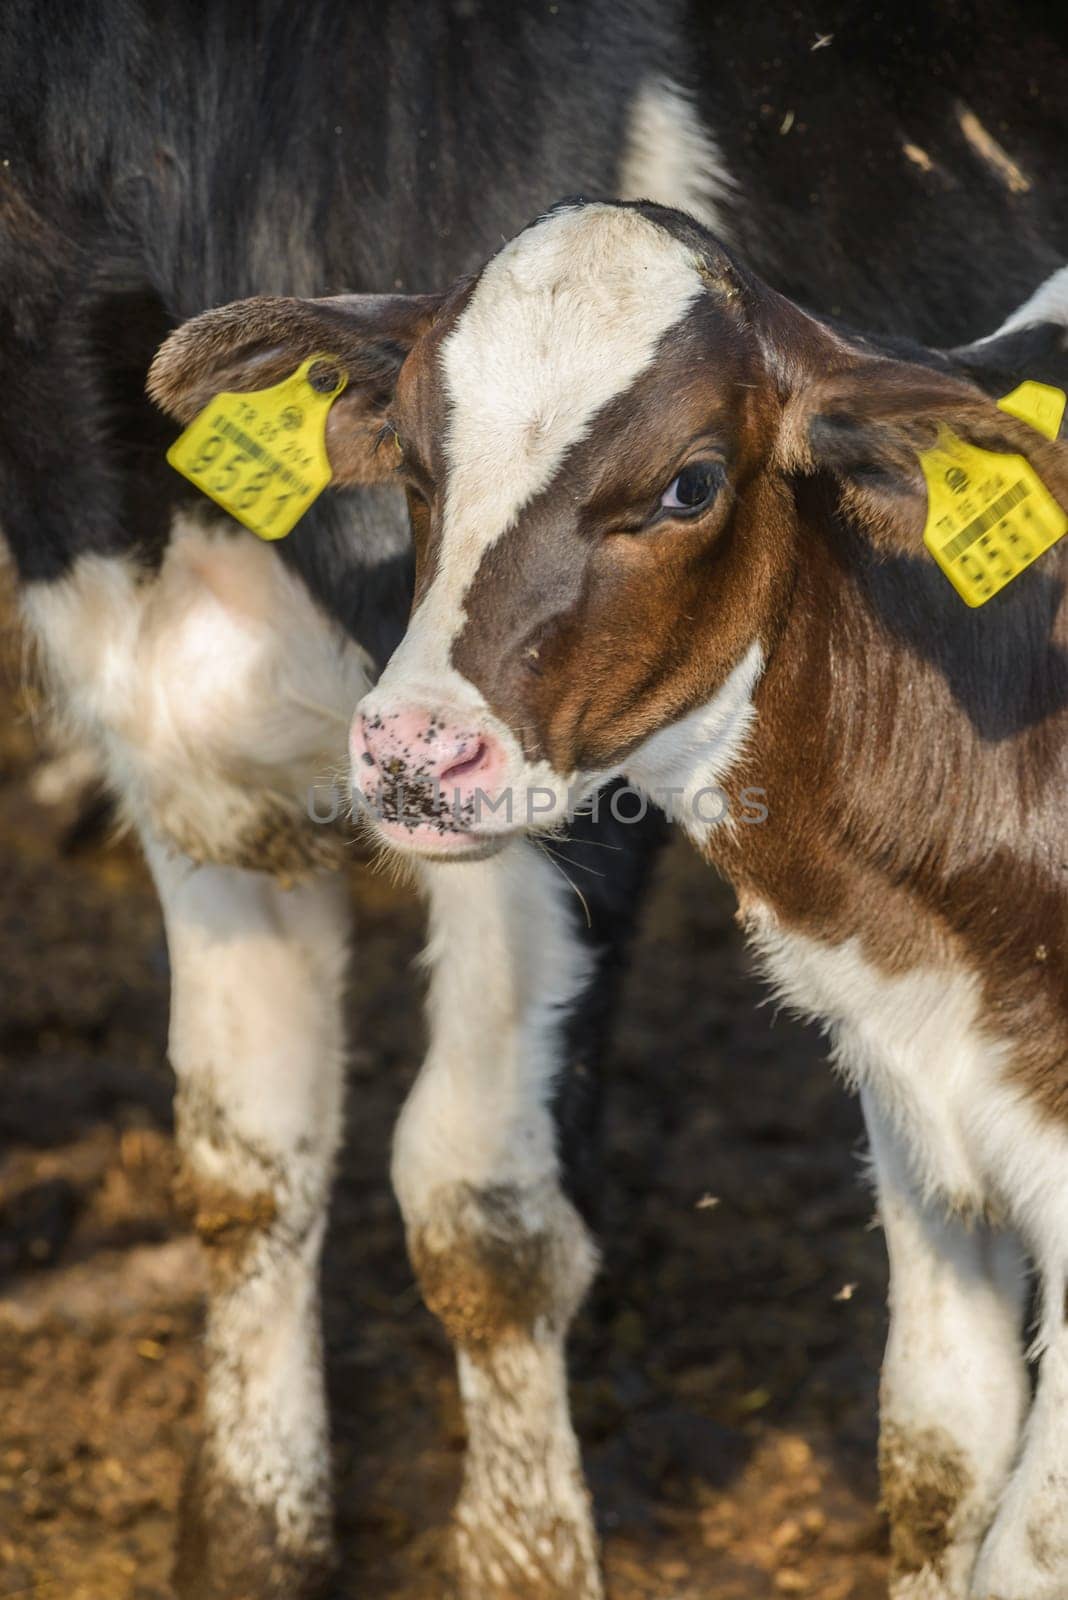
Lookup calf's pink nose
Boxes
[351,707,504,808]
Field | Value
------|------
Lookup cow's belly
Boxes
[20,512,372,870]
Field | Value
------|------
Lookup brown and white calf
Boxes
[152,200,1068,1599]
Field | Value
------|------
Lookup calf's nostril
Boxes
[440,739,488,785]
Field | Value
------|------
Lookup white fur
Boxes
[393,840,600,1592]
[360,206,711,835]
[22,513,372,855]
[22,502,607,1579]
[968,1088,1068,1594]
[747,904,1068,1597]
[974,1330,1068,1597]
[865,1093,1030,1599]
[625,641,764,844]
[146,838,350,1552]
[394,838,592,1220]
[456,1337,600,1599]
[619,76,737,235]
[373,205,704,689]
[974,265,1068,342]
[440,203,705,619]
[746,909,990,1208]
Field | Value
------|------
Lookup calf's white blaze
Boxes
[379,204,707,703]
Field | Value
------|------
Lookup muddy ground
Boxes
[0,575,891,1599]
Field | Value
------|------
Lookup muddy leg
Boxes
[864,1095,1029,1600]
[146,838,349,1600]
[394,840,605,1600]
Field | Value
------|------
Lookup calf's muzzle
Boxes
[350,705,509,853]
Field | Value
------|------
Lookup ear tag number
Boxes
[166,355,347,540]
[920,428,1067,607]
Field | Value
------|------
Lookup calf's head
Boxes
[151,201,1066,857]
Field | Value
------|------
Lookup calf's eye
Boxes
[659,461,723,515]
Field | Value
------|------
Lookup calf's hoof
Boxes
[174,1452,335,1600]
[454,1501,603,1600]
[889,1574,966,1600]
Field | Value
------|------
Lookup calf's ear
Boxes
[148,292,442,485]
[786,357,1068,552]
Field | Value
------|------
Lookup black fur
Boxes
[0,0,664,622]
[684,0,1068,345]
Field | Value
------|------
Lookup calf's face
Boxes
[152,201,1053,857]
[356,202,799,854]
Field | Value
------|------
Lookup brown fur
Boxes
[450,306,791,772]
[148,292,442,484]
[710,461,1068,1117]
[443,267,1068,1122]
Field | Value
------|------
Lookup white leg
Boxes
[971,1154,1068,1600]
[393,839,602,1600]
[144,835,349,1600]
[971,1312,1068,1599]
[864,1092,1030,1600]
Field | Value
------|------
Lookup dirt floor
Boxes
[0,573,892,1599]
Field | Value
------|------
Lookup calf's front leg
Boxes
[394,841,602,1600]
[864,1094,1030,1600]
[145,838,349,1600]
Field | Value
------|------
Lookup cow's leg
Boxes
[971,1309,1068,1599]
[970,1177,1068,1597]
[393,813,662,1600]
[864,1094,1030,1600]
[145,837,349,1600]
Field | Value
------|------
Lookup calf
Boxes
[153,202,1068,1599]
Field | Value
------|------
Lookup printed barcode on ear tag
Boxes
[920,430,1067,607]
[166,355,347,540]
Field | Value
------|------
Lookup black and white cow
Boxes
[4,2,1068,1598]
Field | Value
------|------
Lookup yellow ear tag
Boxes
[166,355,347,540]
[996,380,1066,441]
[920,428,1067,607]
